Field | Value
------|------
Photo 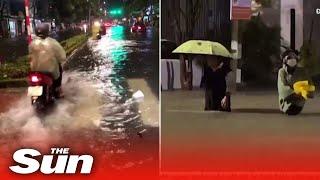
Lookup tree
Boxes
[242,15,280,83]
[125,0,148,18]
[125,0,159,18]
[0,0,8,19]
[54,0,75,23]
[0,0,9,37]
[51,0,101,24]
[168,0,202,90]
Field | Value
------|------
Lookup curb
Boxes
[0,38,88,89]
[0,78,28,88]
[64,39,88,64]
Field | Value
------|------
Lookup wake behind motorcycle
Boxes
[27,72,56,113]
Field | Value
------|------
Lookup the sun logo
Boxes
[10,148,94,174]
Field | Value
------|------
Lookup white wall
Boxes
[281,0,303,49]
[161,59,203,90]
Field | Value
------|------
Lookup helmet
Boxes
[35,23,49,39]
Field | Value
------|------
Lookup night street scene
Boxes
[0,0,159,178]
[161,0,320,178]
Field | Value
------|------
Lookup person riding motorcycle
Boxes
[29,23,66,98]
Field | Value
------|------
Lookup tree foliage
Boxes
[125,0,148,13]
[255,0,273,7]
[300,41,320,77]
[242,16,280,83]
[169,0,202,44]
[52,0,102,23]
[0,0,9,20]
[125,0,159,17]
[0,0,10,37]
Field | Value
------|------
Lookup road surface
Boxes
[162,90,320,174]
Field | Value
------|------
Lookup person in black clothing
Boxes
[203,55,232,111]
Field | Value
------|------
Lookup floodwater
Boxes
[0,25,159,173]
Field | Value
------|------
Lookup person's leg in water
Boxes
[282,93,305,115]
[53,64,63,98]
[205,89,216,110]
[286,105,303,115]
[205,88,226,111]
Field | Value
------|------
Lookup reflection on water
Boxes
[86,26,148,141]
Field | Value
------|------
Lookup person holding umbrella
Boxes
[173,40,233,111]
[203,55,232,111]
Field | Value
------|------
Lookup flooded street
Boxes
[0,25,159,176]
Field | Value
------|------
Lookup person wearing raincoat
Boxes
[203,55,232,111]
[277,50,314,115]
[29,23,66,98]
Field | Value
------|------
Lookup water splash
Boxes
[0,72,102,147]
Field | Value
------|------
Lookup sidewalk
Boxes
[161,90,320,172]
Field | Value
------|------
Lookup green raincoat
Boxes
[277,66,307,114]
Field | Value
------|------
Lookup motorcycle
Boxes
[27,72,55,113]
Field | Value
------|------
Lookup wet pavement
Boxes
[0,25,159,176]
[162,90,320,172]
[0,88,25,113]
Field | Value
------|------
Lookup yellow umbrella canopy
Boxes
[172,40,232,58]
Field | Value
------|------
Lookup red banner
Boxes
[231,0,252,20]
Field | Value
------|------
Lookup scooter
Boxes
[27,72,55,113]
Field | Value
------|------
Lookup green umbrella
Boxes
[172,40,232,58]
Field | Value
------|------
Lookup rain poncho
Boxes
[278,66,306,114]
[29,37,66,80]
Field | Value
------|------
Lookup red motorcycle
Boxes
[27,72,55,112]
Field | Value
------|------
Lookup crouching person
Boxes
[278,50,305,115]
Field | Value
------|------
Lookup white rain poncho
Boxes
[29,37,66,80]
